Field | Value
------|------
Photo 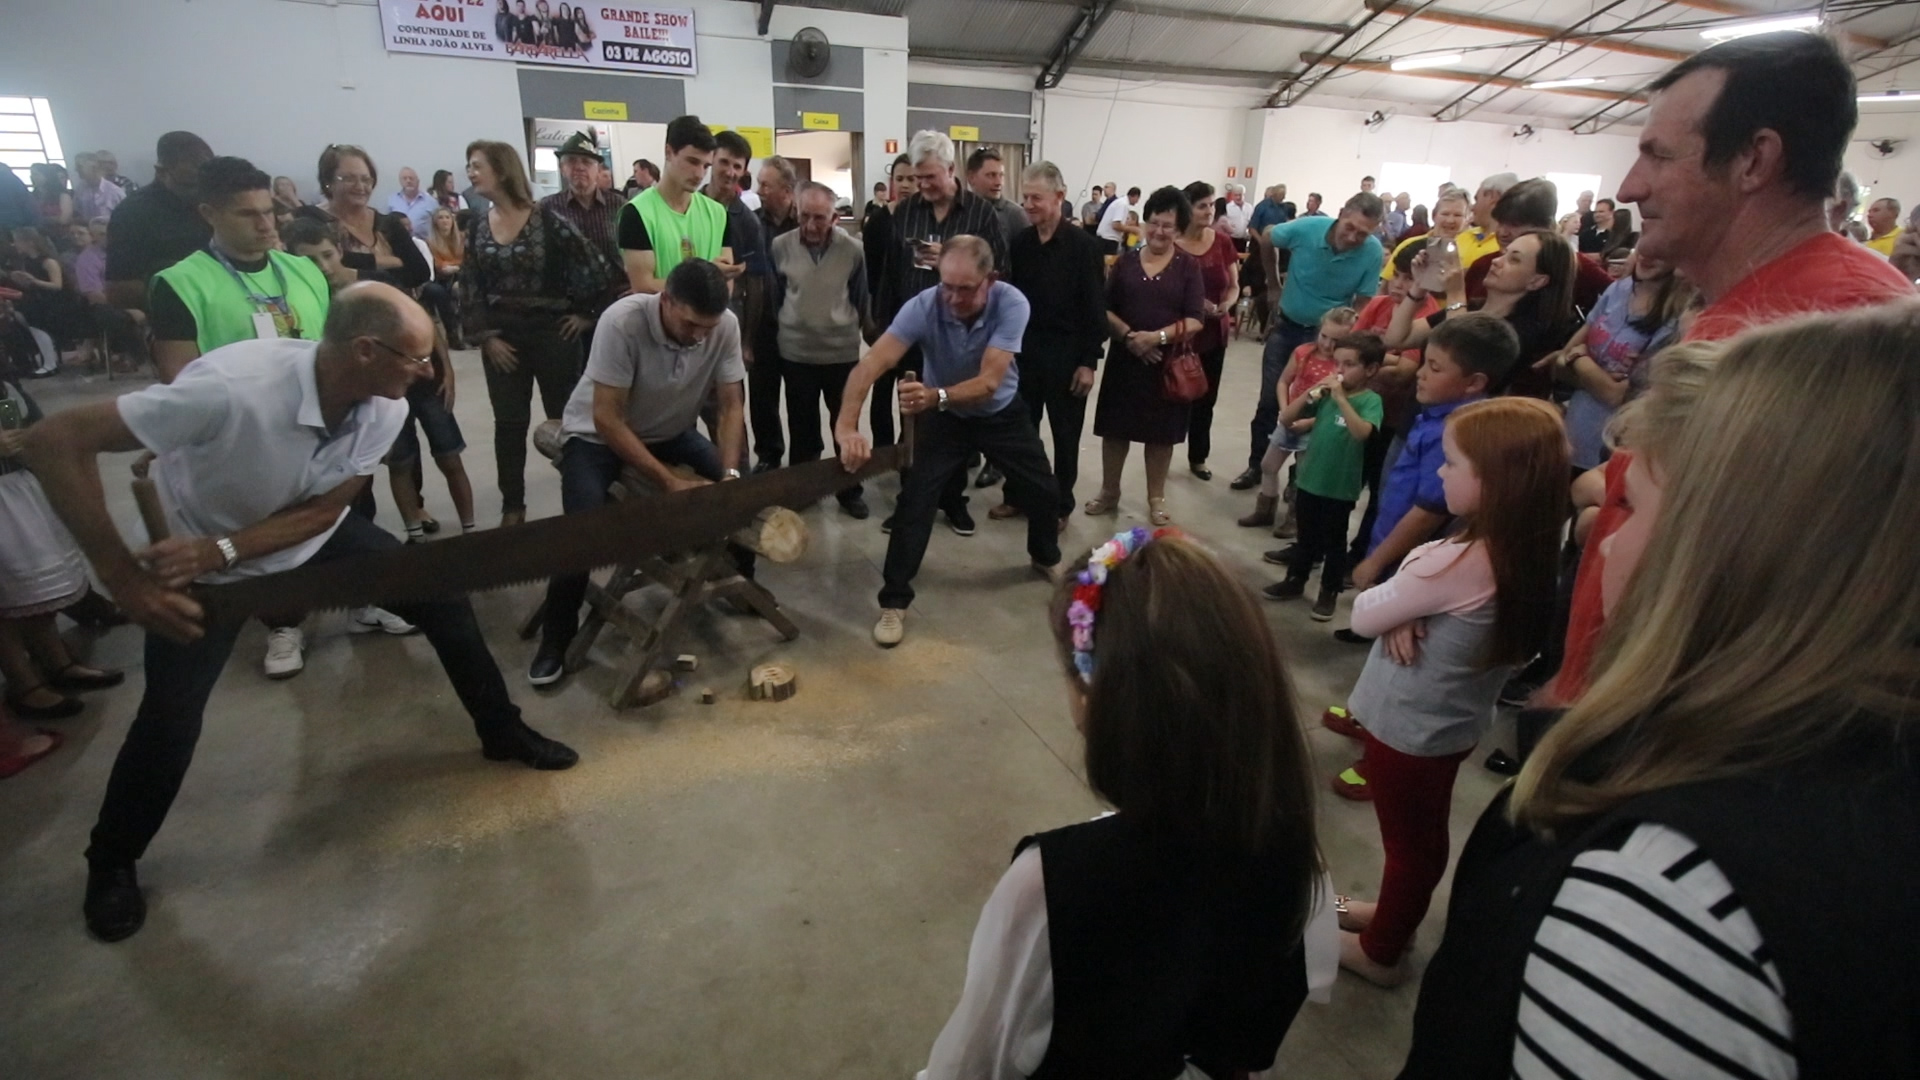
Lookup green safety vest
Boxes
[153,249,331,354]
[629,186,726,277]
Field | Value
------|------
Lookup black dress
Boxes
[1093,247,1206,445]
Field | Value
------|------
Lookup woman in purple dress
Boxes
[1086,186,1205,526]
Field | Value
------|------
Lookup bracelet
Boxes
[1159,329,1168,346]
[1446,301,1467,312]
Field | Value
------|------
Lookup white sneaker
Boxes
[263,627,306,679]
[349,606,418,635]
[873,608,906,647]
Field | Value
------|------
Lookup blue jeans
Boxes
[539,431,752,647]
[87,513,525,865]
[1247,316,1319,473]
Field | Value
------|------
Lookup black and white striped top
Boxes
[1515,822,1798,1079]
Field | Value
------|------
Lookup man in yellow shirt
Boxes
[1865,197,1903,257]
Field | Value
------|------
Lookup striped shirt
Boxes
[879,189,1008,321]
[1515,823,1797,1080]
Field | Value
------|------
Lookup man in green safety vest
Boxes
[616,114,736,295]
[148,156,332,382]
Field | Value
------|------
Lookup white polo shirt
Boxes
[1097,197,1136,243]
[116,337,407,583]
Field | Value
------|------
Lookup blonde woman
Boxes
[1400,302,1920,1077]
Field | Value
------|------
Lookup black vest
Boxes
[1400,732,1920,1080]
[1015,814,1310,1080]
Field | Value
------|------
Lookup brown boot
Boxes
[1237,494,1277,528]
[1273,506,1298,539]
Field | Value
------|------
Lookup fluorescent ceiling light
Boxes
[1526,77,1602,90]
[1391,52,1462,72]
[1859,91,1920,103]
[1700,14,1821,42]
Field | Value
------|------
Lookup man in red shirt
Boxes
[1615,31,1910,342]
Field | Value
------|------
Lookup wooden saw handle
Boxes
[131,477,169,541]
[900,369,917,470]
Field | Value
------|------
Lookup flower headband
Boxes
[1067,526,1175,684]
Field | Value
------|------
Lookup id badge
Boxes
[251,310,280,340]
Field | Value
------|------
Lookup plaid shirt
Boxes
[540,187,624,271]
[879,189,1008,321]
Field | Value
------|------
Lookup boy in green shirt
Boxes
[1265,333,1386,620]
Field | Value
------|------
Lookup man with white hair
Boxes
[836,236,1062,647]
[871,130,1010,532]
[1220,184,1251,243]
[386,167,434,238]
[1460,172,1516,268]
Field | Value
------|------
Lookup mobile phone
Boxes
[0,398,23,430]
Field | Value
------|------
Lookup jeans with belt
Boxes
[87,512,526,865]
[1247,316,1319,473]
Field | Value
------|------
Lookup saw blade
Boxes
[195,448,908,626]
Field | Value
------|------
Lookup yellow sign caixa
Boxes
[801,112,839,131]
[949,125,980,142]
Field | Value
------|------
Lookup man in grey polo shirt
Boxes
[530,259,746,685]
[835,236,1062,648]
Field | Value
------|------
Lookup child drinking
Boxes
[1239,306,1356,534]
[1263,333,1384,621]
[1334,398,1569,987]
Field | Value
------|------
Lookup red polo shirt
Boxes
[1686,230,1913,342]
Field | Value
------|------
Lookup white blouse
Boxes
[917,843,1340,1080]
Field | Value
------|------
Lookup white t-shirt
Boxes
[116,338,407,583]
[1096,198,1137,242]
[1222,200,1251,239]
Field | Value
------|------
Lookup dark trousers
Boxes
[1248,317,1317,472]
[540,432,752,647]
[87,514,524,865]
[748,328,786,465]
[1348,425,1395,563]
[879,400,1061,610]
[482,321,583,513]
[1015,354,1089,520]
[420,282,460,338]
[1288,489,1355,594]
[871,362,904,447]
[781,359,862,500]
[1186,343,1227,466]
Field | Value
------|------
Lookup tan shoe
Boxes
[873,608,905,647]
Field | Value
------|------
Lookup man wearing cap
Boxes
[541,132,624,278]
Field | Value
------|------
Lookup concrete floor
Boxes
[0,338,1514,1079]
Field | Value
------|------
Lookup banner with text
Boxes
[378,2,698,76]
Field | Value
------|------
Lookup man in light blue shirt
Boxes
[1233,192,1386,487]
[386,167,435,238]
[833,236,1062,646]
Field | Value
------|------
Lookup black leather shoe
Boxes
[752,459,780,475]
[880,514,894,534]
[527,639,568,687]
[1484,749,1522,776]
[84,859,146,943]
[838,493,871,520]
[1229,466,1262,490]
[974,463,1003,488]
[7,691,84,721]
[1334,628,1374,646]
[482,723,579,770]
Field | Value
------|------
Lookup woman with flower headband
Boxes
[917,528,1330,1080]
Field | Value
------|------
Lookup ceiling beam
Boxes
[1431,0,1664,122]
[1113,1,1346,35]
[914,48,1282,86]
[1660,0,1890,49]
[1298,52,1644,102]
[1268,0,1417,108]
[1363,0,1688,61]
[1036,1,1121,90]
[756,0,775,37]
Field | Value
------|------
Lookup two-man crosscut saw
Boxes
[191,411,914,627]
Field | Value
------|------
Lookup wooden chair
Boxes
[517,420,809,708]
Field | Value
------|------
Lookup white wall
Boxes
[0,0,906,207]
[1846,106,1920,214]
[775,131,855,203]
[1257,104,1645,211]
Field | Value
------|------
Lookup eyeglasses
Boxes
[332,175,373,188]
[367,338,433,366]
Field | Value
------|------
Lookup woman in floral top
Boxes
[459,140,615,525]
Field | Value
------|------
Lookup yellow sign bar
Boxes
[801,112,840,131]
[949,125,980,142]
[584,100,628,121]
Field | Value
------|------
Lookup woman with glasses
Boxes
[458,140,614,527]
[1085,186,1205,527]
[294,145,429,293]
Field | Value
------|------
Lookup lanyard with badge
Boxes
[210,245,300,340]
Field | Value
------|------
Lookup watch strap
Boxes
[215,536,240,569]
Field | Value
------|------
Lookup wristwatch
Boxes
[1158,329,1169,346]
[1446,301,1468,312]
[215,536,240,569]
[722,468,742,480]
[936,387,950,412]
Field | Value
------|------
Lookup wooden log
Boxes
[675,653,699,671]
[131,478,169,541]
[747,663,797,701]
[532,418,566,462]
[699,688,715,704]
[729,507,808,563]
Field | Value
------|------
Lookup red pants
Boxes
[1358,731,1469,965]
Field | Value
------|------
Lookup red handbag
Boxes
[1159,340,1208,403]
